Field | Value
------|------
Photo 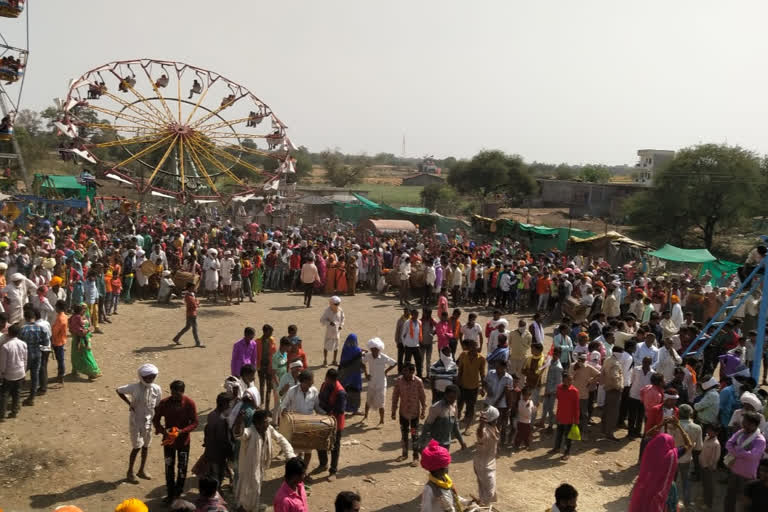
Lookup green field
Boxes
[356,184,424,206]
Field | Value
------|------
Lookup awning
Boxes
[649,244,716,263]
[353,192,380,208]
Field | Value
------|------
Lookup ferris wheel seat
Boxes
[0,3,23,18]
[0,69,21,82]
[0,133,12,141]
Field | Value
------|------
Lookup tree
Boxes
[448,150,535,205]
[555,163,577,180]
[420,183,459,214]
[625,143,762,249]
[321,150,366,187]
[293,146,313,177]
[15,109,42,136]
[579,164,612,183]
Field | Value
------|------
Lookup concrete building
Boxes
[536,179,644,221]
[401,172,446,186]
[634,149,675,184]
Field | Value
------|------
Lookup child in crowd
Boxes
[513,387,534,450]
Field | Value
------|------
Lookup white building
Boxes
[634,149,675,185]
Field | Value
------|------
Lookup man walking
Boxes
[401,309,423,377]
[392,362,427,465]
[172,282,204,347]
[153,380,199,503]
[300,254,319,307]
[600,347,624,441]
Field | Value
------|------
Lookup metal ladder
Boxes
[682,246,768,380]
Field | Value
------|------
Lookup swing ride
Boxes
[57,59,297,203]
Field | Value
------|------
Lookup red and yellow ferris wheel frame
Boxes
[60,59,295,203]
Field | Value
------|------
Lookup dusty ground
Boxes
[2,290,660,512]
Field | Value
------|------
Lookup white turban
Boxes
[208,248,218,256]
[367,337,385,350]
[10,272,24,281]
[701,377,719,391]
[289,360,304,369]
[330,295,341,305]
[138,364,158,378]
[740,391,762,411]
[481,405,500,423]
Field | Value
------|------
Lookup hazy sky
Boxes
[4,1,768,165]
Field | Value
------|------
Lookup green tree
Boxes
[555,163,577,180]
[448,150,535,205]
[579,164,612,183]
[321,150,367,187]
[293,146,313,177]
[625,143,762,249]
[420,183,459,214]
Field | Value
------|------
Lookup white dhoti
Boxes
[324,335,340,352]
[129,415,153,449]
[366,383,387,409]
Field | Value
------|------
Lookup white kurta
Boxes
[220,257,235,286]
[135,255,148,286]
[204,256,220,291]
[364,352,396,409]
[116,381,162,449]
[235,424,295,511]
[320,307,345,352]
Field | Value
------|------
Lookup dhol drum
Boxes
[139,259,157,278]
[278,412,336,451]
[173,271,200,291]
[562,296,589,323]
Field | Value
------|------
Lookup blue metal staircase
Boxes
[681,250,767,380]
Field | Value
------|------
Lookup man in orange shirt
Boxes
[536,272,552,313]
[51,300,68,384]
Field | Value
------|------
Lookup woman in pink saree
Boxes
[314,249,327,290]
[629,433,679,512]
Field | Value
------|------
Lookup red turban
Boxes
[420,439,451,472]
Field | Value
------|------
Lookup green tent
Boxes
[699,259,741,283]
[649,244,716,263]
[33,174,92,200]
[399,206,429,214]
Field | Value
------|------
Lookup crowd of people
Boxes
[0,207,767,511]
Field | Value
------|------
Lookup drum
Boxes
[562,296,589,323]
[173,271,199,291]
[140,259,157,277]
[278,413,336,451]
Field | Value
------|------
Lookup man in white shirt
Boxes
[634,332,659,367]
[654,337,682,382]
[398,256,411,306]
[460,313,483,352]
[280,370,320,415]
[0,324,27,419]
[627,357,654,437]
[279,369,320,467]
[401,309,423,377]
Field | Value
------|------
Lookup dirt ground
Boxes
[2,290,656,512]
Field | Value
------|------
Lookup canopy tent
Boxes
[399,206,429,214]
[470,215,596,253]
[649,244,716,263]
[358,218,417,234]
[699,259,741,284]
[569,230,653,267]
[32,174,94,200]
[334,194,469,233]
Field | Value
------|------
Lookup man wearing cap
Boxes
[694,376,721,426]
[158,270,175,304]
[278,360,304,399]
[116,364,163,483]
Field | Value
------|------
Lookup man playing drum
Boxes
[279,370,321,469]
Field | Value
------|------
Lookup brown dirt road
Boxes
[0,291,641,512]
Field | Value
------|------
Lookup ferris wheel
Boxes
[0,0,29,186]
[58,58,296,203]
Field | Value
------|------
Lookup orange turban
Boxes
[54,507,84,512]
[114,499,148,512]
[671,295,680,304]
[49,276,63,287]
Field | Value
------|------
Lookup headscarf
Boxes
[114,498,149,512]
[628,433,678,512]
[339,334,363,390]
[439,349,457,372]
[420,439,451,472]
